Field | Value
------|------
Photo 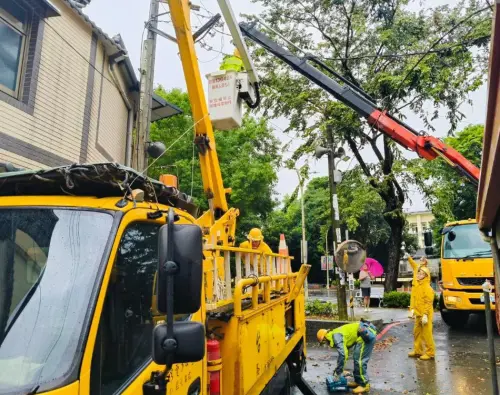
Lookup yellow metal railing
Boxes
[233,273,298,317]
[203,245,294,308]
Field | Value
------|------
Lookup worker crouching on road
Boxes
[239,228,273,273]
[408,256,428,318]
[317,320,377,393]
[408,266,435,361]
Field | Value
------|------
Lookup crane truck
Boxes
[235,18,492,329]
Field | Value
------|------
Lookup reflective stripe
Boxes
[358,342,366,384]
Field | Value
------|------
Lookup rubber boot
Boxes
[408,351,421,358]
[347,381,358,388]
[352,384,370,393]
[419,354,434,361]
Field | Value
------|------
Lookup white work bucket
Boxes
[206,70,243,131]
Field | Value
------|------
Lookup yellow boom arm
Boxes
[168,0,228,219]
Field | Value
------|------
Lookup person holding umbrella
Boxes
[359,264,374,312]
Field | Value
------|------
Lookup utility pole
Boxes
[134,0,159,171]
[296,168,308,298]
[325,230,329,290]
[326,126,348,320]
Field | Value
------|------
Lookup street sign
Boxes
[321,255,334,270]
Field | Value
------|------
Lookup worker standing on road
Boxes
[239,228,273,274]
[408,266,435,360]
[317,320,377,394]
[408,256,428,318]
[220,48,245,72]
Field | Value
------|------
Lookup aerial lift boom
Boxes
[238,21,480,185]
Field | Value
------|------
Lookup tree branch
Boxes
[346,135,377,187]
[383,136,393,175]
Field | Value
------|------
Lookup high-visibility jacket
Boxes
[220,55,244,72]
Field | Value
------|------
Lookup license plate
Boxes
[480,294,495,303]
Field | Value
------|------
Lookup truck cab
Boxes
[439,219,494,328]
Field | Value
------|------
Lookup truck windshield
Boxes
[0,208,114,394]
[443,223,492,259]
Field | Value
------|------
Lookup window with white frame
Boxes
[0,0,31,97]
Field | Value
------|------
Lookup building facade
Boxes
[0,0,178,170]
[405,210,434,248]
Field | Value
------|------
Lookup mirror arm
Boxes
[164,208,178,370]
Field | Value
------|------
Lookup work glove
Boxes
[422,314,428,325]
[408,309,414,319]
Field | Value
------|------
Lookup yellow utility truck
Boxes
[0,0,313,394]
[438,219,494,328]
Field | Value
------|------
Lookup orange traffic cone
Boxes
[279,234,288,273]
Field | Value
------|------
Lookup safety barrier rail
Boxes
[233,273,298,317]
[203,245,294,308]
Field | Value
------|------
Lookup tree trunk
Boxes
[384,216,404,292]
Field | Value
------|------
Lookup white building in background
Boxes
[405,210,434,248]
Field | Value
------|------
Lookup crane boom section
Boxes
[168,0,228,215]
[239,22,480,185]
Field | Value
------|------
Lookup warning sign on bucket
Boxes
[206,70,243,131]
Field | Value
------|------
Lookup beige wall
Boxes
[0,0,131,169]
[406,211,434,248]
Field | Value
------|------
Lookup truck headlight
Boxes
[445,296,461,304]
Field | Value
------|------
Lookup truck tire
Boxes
[440,294,469,328]
[279,364,292,395]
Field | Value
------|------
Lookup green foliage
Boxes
[149,87,282,241]
[354,279,361,289]
[305,299,338,317]
[383,291,411,308]
[249,0,491,290]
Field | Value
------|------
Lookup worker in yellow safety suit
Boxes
[408,256,428,318]
[239,228,273,274]
[220,48,245,72]
[408,266,435,360]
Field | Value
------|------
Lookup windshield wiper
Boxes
[4,266,46,338]
[26,385,39,395]
[461,250,492,259]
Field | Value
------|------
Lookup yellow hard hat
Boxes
[418,266,431,278]
[248,228,263,242]
[317,329,328,343]
[234,48,241,58]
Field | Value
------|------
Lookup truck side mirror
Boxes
[153,321,205,365]
[423,230,433,247]
[157,214,203,315]
[152,208,205,368]
[447,231,456,242]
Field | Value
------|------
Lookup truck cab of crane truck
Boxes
[439,218,494,328]
[0,181,206,394]
[0,164,308,395]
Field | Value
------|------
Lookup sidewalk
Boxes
[353,306,409,323]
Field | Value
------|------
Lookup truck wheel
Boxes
[440,294,468,328]
[280,364,292,395]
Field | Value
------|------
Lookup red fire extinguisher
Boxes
[207,336,222,394]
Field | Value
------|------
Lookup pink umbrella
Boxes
[365,257,384,277]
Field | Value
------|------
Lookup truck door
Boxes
[80,210,204,395]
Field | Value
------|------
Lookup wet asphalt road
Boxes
[294,313,500,395]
